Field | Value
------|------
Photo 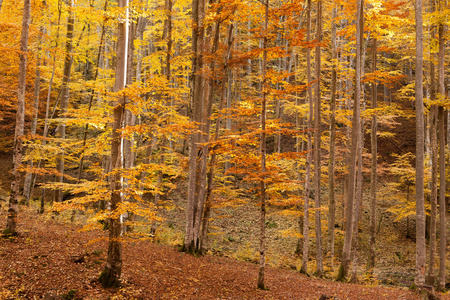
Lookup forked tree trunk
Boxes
[184,0,206,253]
[414,0,426,286]
[257,0,269,290]
[5,0,31,235]
[99,0,128,287]
[313,0,323,277]
[337,0,363,281]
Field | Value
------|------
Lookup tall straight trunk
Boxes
[437,17,446,291]
[5,0,31,235]
[192,15,221,251]
[257,0,269,290]
[184,0,206,253]
[99,0,128,287]
[313,0,323,277]
[200,24,234,253]
[367,37,377,273]
[414,0,426,287]
[23,30,43,202]
[337,0,363,281]
[301,0,312,274]
[54,0,74,202]
[327,2,337,270]
[77,0,109,180]
[428,103,438,285]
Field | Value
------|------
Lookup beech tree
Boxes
[99,0,128,287]
[414,0,426,287]
[337,0,364,281]
[4,0,31,235]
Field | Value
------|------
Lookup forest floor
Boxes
[0,204,448,300]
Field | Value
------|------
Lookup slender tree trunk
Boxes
[5,0,31,235]
[367,38,377,273]
[77,0,109,180]
[437,15,446,291]
[414,0,426,287]
[337,0,363,281]
[428,103,438,285]
[23,30,43,202]
[301,0,312,274]
[327,2,337,271]
[200,24,234,253]
[99,0,128,287]
[313,0,323,277]
[54,0,74,202]
[257,0,269,290]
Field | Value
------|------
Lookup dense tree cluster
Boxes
[0,0,448,293]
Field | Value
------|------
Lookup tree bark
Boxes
[23,29,43,202]
[99,0,128,287]
[5,0,31,235]
[437,12,446,291]
[301,0,313,274]
[257,0,269,290]
[337,0,363,281]
[313,0,323,277]
[54,0,74,203]
[327,1,337,271]
[367,38,377,273]
[414,0,426,286]
[183,0,206,254]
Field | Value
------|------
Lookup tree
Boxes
[437,4,446,289]
[301,0,313,275]
[184,0,206,254]
[98,0,128,287]
[54,0,75,203]
[367,37,377,274]
[327,0,337,271]
[337,0,363,281]
[4,0,31,235]
[414,0,426,287]
[313,0,323,277]
[257,0,269,290]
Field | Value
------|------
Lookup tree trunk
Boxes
[337,0,363,281]
[301,0,312,274]
[414,0,426,286]
[99,0,128,287]
[54,0,74,203]
[367,38,377,273]
[313,0,323,277]
[327,1,337,271]
[23,29,43,202]
[77,0,109,180]
[5,0,31,235]
[437,11,446,291]
[257,0,269,290]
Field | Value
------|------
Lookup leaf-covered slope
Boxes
[0,206,444,300]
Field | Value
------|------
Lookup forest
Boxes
[0,0,450,298]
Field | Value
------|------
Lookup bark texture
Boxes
[5,0,31,235]
[99,0,128,287]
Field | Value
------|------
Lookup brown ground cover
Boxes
[1,206,447,300]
